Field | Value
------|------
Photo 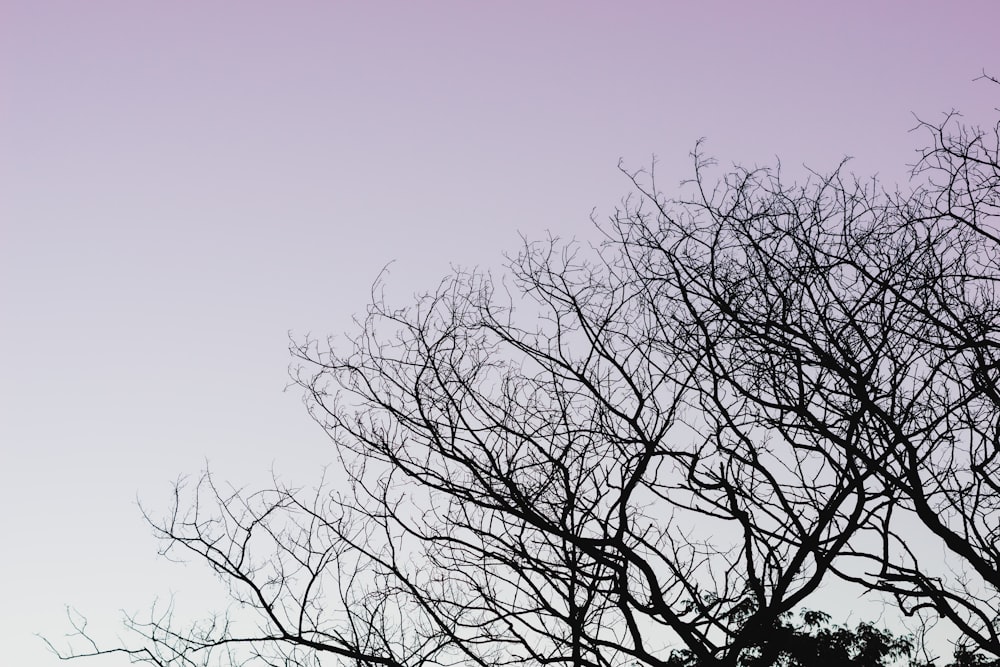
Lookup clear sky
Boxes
[2,2,998,665]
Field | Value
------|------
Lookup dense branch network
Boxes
[46,82,1000,667]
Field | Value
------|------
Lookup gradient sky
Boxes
[3,2,999,665]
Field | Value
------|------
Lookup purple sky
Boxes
[2,2,998,664]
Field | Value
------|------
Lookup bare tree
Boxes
[49,82,1000,666]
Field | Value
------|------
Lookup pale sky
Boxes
[2,2,998,665]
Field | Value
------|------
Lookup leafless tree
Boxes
[49,81,1000,666]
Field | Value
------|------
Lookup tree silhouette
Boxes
[48,80,1000,667]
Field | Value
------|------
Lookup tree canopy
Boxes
[49,79,1000,667]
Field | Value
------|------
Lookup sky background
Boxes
[2,2,999,664]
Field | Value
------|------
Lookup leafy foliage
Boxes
[666,611,912,667]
